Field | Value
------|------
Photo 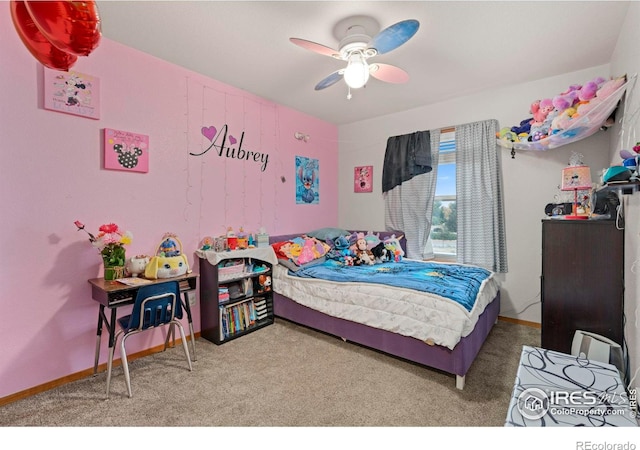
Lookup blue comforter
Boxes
[287,260,491,312]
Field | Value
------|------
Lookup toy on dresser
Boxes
[145,233,190,279]
[258,274,272,293]
[125,255,150,277]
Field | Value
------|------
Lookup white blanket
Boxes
[272,260,500,350]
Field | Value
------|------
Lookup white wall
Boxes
[338,64,614,326]
[609,1,640,393]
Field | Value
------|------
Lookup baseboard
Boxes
[498,315,541,329]
[0,333,200,407]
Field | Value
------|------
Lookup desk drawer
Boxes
[108,289,136,306]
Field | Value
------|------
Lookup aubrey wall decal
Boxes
[191,123,269,172]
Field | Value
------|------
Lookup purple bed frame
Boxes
[269,231,500,390]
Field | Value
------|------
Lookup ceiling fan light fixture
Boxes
[344,52,369,89]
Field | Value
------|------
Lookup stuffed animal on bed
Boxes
[384,234,404,262]
[364,231,381,250]
[371,242,389,264]
[326,235,354,263]
[354,235,375,266]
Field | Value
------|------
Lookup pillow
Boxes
[305,227,351,241]
[277,256,326,272]
[271,240,293,260]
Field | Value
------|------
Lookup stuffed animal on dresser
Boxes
[126,255,150,277]
[258,274,272,293]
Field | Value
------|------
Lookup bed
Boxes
[268,230,501,390]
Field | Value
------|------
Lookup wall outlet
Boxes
[187,291,197,306]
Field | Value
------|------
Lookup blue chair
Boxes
[106,281,192,398]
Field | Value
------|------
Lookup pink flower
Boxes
[99,223,119,234]
[75,220,95,242]
[74,221,132,251]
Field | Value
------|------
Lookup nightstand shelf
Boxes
[196,247,277,344]
[597,180,640,195]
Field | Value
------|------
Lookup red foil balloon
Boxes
[24,0,101,56]
[10,0,77,71]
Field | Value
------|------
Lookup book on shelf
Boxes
[219,305,227,340]
[243,278,253,297]
[233,307,241,332]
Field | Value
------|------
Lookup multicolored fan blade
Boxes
[290,38,340,58]
[368,19,419,55]
[315,71,343,90]
[369,63,409,84]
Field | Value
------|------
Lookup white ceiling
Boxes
[96,1,630,125]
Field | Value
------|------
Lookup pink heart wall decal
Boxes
[201,126,217,142]
[229,135,237,145]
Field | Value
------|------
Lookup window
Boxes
[430,130,456,260]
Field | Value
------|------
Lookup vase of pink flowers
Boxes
[75,221,133,280]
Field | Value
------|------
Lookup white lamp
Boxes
[343,51,370,89]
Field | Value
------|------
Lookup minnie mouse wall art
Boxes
[44,68,100,119]
[104,128,149,173]
[354,165,373,193]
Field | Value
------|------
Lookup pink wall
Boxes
[0,10,337,399]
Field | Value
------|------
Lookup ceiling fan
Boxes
[290,15,420,99]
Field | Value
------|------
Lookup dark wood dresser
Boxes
[541,219,624,354]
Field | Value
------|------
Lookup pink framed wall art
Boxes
[43,68,100,119]
[354,165,373,193]
[104,128,149,173]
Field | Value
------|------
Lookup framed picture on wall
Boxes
[354,165,373,193]
[295,156,319,204]
[104,128,149,173]
[43,68,100,119]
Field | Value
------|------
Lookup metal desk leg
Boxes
[105,307,118,398]
[93,305,106,375]
[181,293,197,361]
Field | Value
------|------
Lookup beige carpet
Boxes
[0,318,540,427]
